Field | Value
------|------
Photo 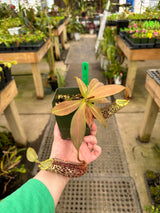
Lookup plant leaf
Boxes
[88,103,106,127]
[52,100,81,116]
[39,159,53,170]
[85,105,93,128]
[75,76,88,97]
[26,147,38,162]
[87,78,104,97]
[89,85,126,101]
[70,101,86,151]
[93,97,110,103]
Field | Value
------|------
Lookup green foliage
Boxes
[144,205,160,213]
[67,18,84,33]
[146,170,157,179]
[52,77,128,160]
[57,69,65,88]
[0,3,16,18]
[97,27,126,81]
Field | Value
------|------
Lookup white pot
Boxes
[74,32,80,41]
[100,55,108,70]
[114,75,122,85]
[89,29,94,34]
[8,27,21,35]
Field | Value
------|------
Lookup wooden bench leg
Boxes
[31,63,44,99]
[61,26,67,49]
[4,100,27,146]
[54,36,60,60]
[126,61,137,98]
[138,94,159,142]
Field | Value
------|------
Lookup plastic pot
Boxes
[52,87,90,139]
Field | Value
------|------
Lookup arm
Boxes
[0,122,101,212]
[34,121,101,206]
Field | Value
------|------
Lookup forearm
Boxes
[34,170,70,206]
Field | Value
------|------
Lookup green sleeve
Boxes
[0,179,55,213]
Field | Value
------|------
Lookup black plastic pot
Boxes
[0,73,5,91]
[0,64,12,90]
[116,20,129,35]
[48,77,58,91]
[52,87,90,139]
[0,40,45,53]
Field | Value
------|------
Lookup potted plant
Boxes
[0,60,17,90]
[51,77,129,159]
[26,77,129,176]
[68,17,84,41]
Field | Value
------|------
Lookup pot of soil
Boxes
[52,87,90,139]
[74,32,80,41]
[100,55,108,70]
[47,76,58,91]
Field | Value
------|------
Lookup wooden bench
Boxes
[116,36,160,97]
[53,18,69,60]
[0,79,27,145]
[0,39,52,99]
[138,70,160,142]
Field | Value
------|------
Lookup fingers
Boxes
[90,121,97,136]
[83,135,97,145]
[90,145,102,161]
[54,122,64,141]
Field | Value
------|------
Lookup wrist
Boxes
[34,170,70,206]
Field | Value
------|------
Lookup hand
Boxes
[50,122,101,164]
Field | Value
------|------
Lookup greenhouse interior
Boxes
[0,0,160,212]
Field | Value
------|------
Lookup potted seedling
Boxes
[0,60,17,90]
[51,76,129,161]
[26,76,129,176]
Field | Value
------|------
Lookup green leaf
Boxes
[6,62,11,68]
[75,76,88,97]
[52,100,81,116]
[26,147,38,162]
[88,103,106,127]
[89,85,126,102]
[70,101,86,151]
[116,99,129,106]
[39,159,53,170]
[10,60,17,65]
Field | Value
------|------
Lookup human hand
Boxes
[50,122,101,164]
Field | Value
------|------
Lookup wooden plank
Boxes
[0,79,18,114]
[36,39,52,62]
[116,36,160,60]
[116,36,131,59]
[145,73,160,107]
[31,63,44,99]
[54,36,61,60]
[0,39,52,63]
[53,17,69,36]
[125,61,138,97]
[138,93,159,142]
[4,100,27,145]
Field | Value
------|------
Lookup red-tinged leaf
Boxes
[75,76,88,97]
[89,85,126,102]
[88,103,106,127]
[52,100,81,116]
[93,97,110,103]
[85,105,93,128]
[87,78,104,97]
[70,102,86,151]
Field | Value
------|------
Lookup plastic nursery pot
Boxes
[52,87,90,139]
